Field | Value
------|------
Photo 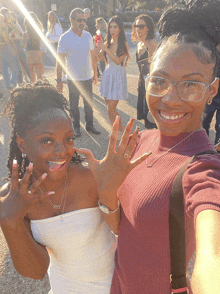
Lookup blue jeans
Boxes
[1,57,18,88]
[202,92,220,144]
[15,41,30,82]
[1,46,20,89]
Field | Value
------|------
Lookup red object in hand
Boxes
[94,34,101,46]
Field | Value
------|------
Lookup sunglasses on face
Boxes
[134,24,147,30]
[75,18,86,23]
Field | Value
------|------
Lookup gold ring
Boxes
[124,153,129,159]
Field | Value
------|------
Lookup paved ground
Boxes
[0,56,217,293]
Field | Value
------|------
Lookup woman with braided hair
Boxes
[74,0,220,293]
[0,80,130,293]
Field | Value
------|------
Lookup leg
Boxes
[202,103,216,136]
[28,64,36,83]
[67,80,80,129]
[17,44,31,79]
[81,79,93,128]
[35,63,43,80]
[105,98,123,132]
[1,57,11,89]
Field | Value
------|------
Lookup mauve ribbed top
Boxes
[110,129,220,293]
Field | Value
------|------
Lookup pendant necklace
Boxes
[33,172,68,223]
[146,129,203,167]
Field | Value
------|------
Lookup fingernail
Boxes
[41,173,47,179]
[48,191,55,195]
[146,151,152,156]
[130,118,135,123]
[28,162,33,169]
[13,159,17,166]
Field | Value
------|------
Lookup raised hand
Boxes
[0,160,54,225]
[75,117,150,197]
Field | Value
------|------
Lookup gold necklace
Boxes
[33,172,68,221]
[146,129,203,167]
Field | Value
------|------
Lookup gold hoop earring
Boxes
[207,99,212,105]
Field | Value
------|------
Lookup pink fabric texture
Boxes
[110,129,220,293]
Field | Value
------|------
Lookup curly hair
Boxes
[105,16,129,66]
[156,0,220,76]
[131,14,156,43]
[4,81,83,181]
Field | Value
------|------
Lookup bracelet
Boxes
[98,200,120,214]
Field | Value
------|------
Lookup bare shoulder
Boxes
[0,182,10,197]
[69,162,97,190]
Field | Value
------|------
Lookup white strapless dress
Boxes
[30,207,117,294]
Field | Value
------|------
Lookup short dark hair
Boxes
[69,8,84,20]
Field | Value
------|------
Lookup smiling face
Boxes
[147,43,219,136]
[17,108,75,181]
[109,21,120,39]
[135,18,148,40]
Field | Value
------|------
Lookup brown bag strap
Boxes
[169,150,218,293]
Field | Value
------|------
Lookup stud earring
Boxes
[207,99,212,105]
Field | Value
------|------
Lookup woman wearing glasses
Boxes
[132,14,158,129]
[78,0,220,293]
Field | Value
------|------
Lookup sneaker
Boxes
[74,127,81,137]
[85,126,100,135]
[23,76,30,83]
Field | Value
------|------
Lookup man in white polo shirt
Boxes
[56,8,100,137]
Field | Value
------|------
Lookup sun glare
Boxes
[12,0,93,107]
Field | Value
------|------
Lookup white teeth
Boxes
[48,161,66,165]
[160,112,184,120]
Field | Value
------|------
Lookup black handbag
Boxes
[169,150,218,294]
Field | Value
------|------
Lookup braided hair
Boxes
[155,0,220,76]
[4,81,83,180]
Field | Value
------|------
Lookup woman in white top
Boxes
[0,81,123,293]
[46,11,63,49]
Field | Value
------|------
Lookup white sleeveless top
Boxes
[31,207,117,294]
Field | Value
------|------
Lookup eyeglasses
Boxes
[145,75,218,102]
[134,24,147,30]
[75,18,86,23]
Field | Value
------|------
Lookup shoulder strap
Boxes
[169,150,218,293]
